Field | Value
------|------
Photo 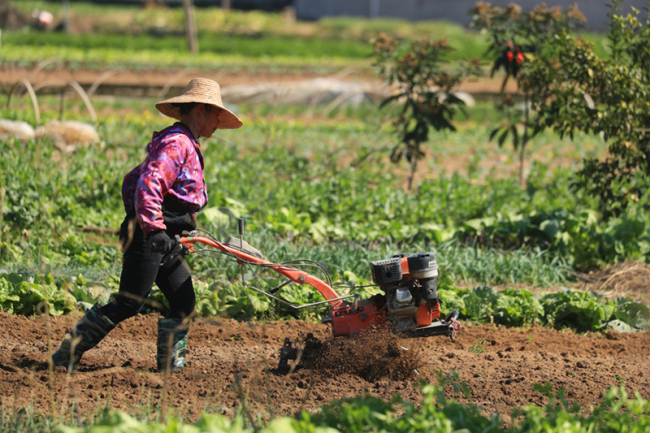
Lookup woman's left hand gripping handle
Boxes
[158,234,190,266]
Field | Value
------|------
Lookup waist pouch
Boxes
[120,202,196,241]
[161,196,197,234]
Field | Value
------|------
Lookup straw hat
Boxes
[155,78,242,129]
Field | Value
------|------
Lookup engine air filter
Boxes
[370,257,403,285]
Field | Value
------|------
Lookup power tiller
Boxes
[172,219,462,342]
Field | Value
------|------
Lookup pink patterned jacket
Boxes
[122,123,207,235]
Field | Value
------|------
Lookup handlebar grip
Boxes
[238,217,245,235]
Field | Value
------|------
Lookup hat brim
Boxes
[156,95,243,130]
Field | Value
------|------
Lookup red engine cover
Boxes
[417,300,441,326]
[331,299,387,337]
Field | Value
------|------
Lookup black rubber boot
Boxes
[51,304,116,372]
[157,318,189,373]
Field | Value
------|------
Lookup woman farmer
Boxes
[51,78,242,373]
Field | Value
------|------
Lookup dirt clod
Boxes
[314,331,423,382]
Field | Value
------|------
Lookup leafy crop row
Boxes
[0,36,367,73]
[6,383,650,433]
[1,117,645,273]
[437,277,650,332]
[4,31,373,60]
[2,269,648,334]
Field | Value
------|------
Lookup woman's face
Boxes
[196,105,221,139]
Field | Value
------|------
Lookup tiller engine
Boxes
[175,219,461,341]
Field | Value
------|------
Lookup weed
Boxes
[468,340,488,353]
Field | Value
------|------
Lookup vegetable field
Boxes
[2,86,650,432]
[2,1,650,431]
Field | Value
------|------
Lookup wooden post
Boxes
[222,0,231,13]
[62,0,70,33]
[182,0,199,55]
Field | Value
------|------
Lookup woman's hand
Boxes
[148,230,174,254]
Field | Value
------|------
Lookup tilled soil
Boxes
[1,311,649,423]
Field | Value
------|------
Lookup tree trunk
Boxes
[0,186,5,234]
[182,0,199,55]
[408,159,418,191]
[519,142,526,187]
[519,92,530,187]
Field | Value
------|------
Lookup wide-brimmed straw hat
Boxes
[155,77,242,129]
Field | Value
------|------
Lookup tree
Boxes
[524,0,650,218]
[372,33,480,190]
[469,2,586,186]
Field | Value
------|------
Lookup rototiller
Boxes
[173,218,461,341]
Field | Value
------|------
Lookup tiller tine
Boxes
[277,333,322,372]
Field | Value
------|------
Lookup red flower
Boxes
[507,51,514,62]
[507,41,513,48]
[516,52,525,64]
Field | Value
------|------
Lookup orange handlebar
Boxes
[180,236,345,309]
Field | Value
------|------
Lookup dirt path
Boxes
[1,311,648,423]
[0,66,517,96]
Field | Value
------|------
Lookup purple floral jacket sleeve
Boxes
[122,124,207,235]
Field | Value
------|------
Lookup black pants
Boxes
[100,215,196,323]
